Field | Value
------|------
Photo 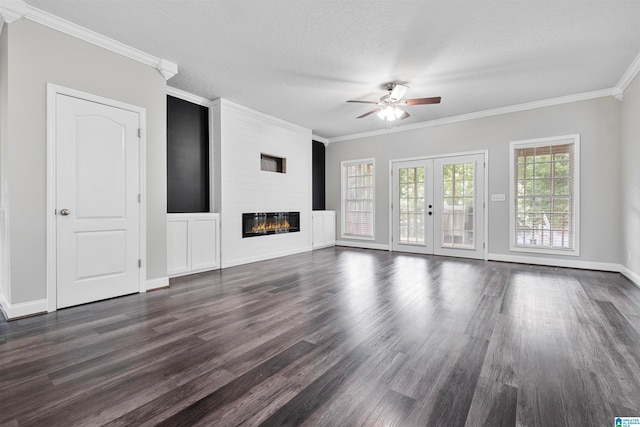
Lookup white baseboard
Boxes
[312,243,336,250]
[487,253,620,272]
[221,247,312,269]
[336,240,390,251]
[146,276,170,291]
[0,294,48,320]
[620,265,640,288]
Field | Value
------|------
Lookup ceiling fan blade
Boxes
[356,108,381,119]
[397,109,411,120]
[389,84,409,100]
[404,97,441,105]
[346,100,379,104]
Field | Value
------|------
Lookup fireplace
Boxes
[242,212,300,238]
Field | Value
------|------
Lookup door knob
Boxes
[59,209,70,216]
[428,212,433,216]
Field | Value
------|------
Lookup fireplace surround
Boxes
[242,212,300,237]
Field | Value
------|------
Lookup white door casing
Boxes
[47,85,146,310]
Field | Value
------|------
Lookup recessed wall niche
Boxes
[260,153,286,173]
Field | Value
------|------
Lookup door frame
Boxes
[46,84,147,312]
[388,149,489,260]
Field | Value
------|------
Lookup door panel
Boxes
[56,94,140,308]
[391,160,433,254]
[434,154,485,259]
[391,154,485,259]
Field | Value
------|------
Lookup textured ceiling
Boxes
[24,0,640,139]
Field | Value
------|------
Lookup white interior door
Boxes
[56,94,141,308]
[391,153,485,259]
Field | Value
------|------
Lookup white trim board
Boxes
[221,247,312,269]
[617,50,640,93]
[167,86,210,106]
[488,253,619,272]
[335,240,390,251]
[0,294,47,320]
[146,276,169,291]
[0,0,177,80]
[620,265,640,288]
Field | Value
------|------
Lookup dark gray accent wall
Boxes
[312,140,326,210]
[167,95,210,213]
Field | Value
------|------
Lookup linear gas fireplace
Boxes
[242,212,300,238]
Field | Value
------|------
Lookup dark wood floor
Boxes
[1,247,640,426]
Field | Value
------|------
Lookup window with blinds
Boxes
[510,135,580,255]
[341,159,375,239]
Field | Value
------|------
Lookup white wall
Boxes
[211,99,312,267]
[621,73,640,282]
[0,24,8,307]
[1,20,168,306]
[326,96,622,267]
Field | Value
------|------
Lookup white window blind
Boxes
[342,160,374,238]
[510,135,579,255]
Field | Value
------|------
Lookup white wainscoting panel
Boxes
[312,211,336,249]
[167,213,220,277]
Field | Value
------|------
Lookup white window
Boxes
[341,159,375,239]
[509,135,580,256]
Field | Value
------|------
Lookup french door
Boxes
[391,153,485,259]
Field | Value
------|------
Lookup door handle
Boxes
[59,209,70,216]
[428,212,433,216]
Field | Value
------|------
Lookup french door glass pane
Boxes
[441,161,475,248]
[398,167,425,244]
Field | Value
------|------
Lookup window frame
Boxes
[509,134,580,256]
[341,158,375,240]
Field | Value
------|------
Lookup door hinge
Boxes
[483,202,486,209]
[137,194,141,203]
[138,128,142,138]
[138,259,142,268]
[483,243,485,249]
[391,169,393,176]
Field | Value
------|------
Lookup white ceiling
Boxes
[24,0,640,139]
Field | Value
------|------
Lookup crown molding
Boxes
[328,88,621,143]
[167,86,210,106]
[616,50,640,93]
[0,0,178,80]
[312,134,329,145]
[0,1,27,23]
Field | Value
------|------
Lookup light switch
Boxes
[491,194,506,202]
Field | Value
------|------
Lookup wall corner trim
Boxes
[0,294,47,320]
[167,86,211,106]
[0,0,178,80]
[620,265,640,289]
[0,1,27,23]
[312,134,329,145]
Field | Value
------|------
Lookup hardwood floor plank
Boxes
[156,340,316,426]
[1,247,640,425]
[464,376,517,427]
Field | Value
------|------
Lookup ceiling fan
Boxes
[347,83,441,121]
